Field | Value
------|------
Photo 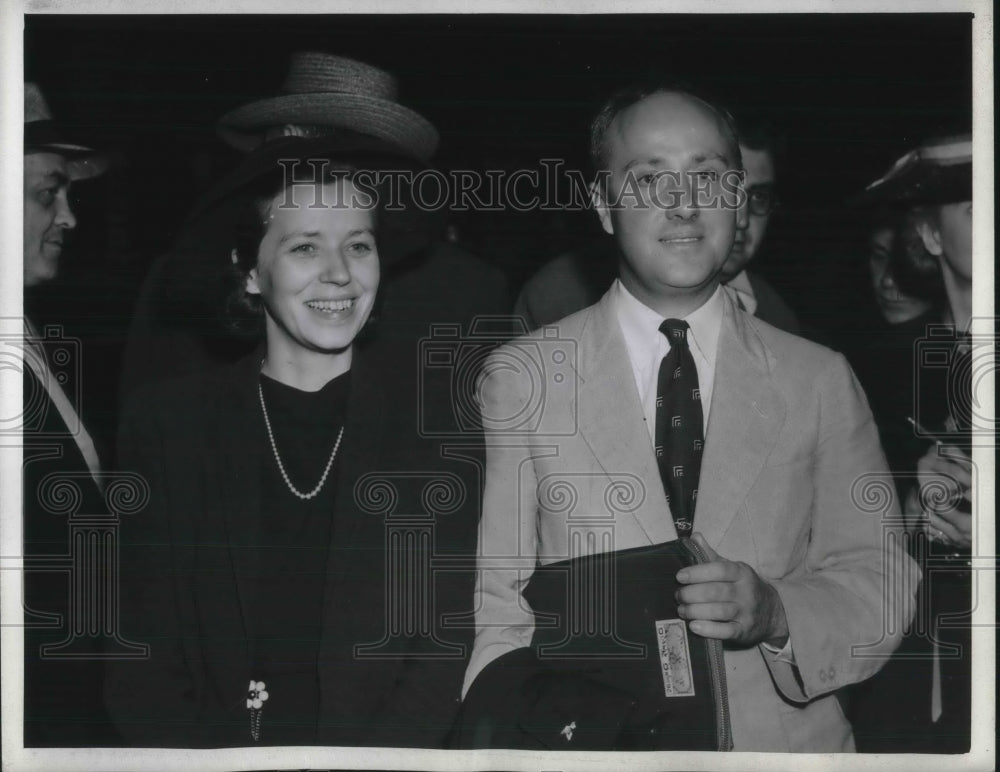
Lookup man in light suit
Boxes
[462,85,919,751]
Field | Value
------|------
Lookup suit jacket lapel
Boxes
[576,292,677,546]
[216,353,266,667]
[317,355,389,726]
[693,292,786,543]
[212,352,387,730]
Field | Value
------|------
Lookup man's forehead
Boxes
[739,145,776,185]
[609,92,734,167]
[24,151,72,182]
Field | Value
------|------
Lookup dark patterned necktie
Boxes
[654,319,704,536]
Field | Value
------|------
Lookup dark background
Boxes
[24,13,973,445]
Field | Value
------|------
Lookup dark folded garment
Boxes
[453,538,732,751]
[517,670,638,750]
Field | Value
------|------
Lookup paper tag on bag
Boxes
[656,619,695,697]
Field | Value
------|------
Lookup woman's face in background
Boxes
[934,200,972,282]
[868,225,932,325]
[247,179,380,357]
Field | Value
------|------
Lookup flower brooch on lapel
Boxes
[247,680,269,741]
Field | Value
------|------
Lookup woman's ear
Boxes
[915,218,944,257]
[233,248,262,295]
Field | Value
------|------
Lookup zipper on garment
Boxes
[680,537,734,751]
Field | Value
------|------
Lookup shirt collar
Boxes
[726,269,753,297]
[613,279,724,365]
[724,269,757,315]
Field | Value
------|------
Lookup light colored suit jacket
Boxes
[464,287,919,752]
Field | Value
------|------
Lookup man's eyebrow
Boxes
[622,157,665,172]
[39,170,70,186]
[622,153,731,172]
[692,152,729,165]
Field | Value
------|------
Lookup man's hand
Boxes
[675,533,789,648]
[905,443,973,549]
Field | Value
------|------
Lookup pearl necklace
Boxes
[258,382,344,500]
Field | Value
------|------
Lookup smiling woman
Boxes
[230,168,381,389]
[105,135,469,748]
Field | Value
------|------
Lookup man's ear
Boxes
[590,181,614,236]
[915,218,944,257]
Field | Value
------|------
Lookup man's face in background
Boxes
[24,151,77,287]
[720,144,775,281]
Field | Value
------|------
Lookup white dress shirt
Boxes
[612,279,724,443]
[23,319,102,486]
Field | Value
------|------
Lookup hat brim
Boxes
[183,134,433,270]
[217,93,439,163]
[850,162,971,207]
[25,121,108,180]
[191,133,424,219]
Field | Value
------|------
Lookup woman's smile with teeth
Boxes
[306,298,355,313]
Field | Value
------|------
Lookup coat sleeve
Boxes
[104,393,202,746]
[764,352,921,702]
[461,349,545,698]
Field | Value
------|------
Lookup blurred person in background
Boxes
[867,211,937,327]
[847,134,974,754]
[19,81,118,746]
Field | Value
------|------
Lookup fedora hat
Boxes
[216,52,439,163]
[856,134,971,207]
[24,82,107,180]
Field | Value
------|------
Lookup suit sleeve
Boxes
[764,353,920,702]
[104,394,201,746]
[511,285,540,333]
[461,350,543,698]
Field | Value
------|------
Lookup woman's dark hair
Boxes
[223,159,376,336]
[732,113,787,178]
[889,205,947,304]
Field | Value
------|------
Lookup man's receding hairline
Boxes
[604,88,740,166]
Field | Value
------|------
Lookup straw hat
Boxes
[858,134,971,206]
[216,52,439,163]
[24,82,107,180]
[184,133,432,270]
